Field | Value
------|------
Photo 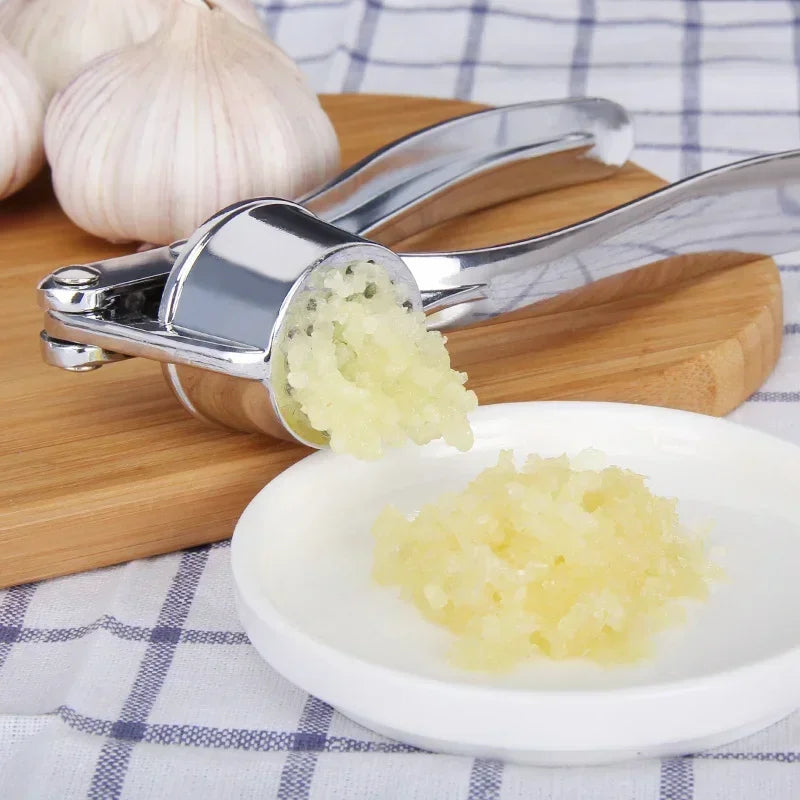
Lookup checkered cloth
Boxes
[3,1,800,797]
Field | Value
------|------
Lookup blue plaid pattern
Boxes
[2,2,800,797]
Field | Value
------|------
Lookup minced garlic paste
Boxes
[373,450,719,671]
[277,260,477,460]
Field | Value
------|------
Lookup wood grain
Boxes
[0,94,782,587]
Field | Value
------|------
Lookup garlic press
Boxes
[37,97,800,446]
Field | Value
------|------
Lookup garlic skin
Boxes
[44,0,339,245]
[0,34,45,201]
[0,0,264,99]
[196,0,263,29]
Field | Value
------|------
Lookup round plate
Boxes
[232,402,800,765]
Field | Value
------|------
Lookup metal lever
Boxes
[301,96,631,242]
[39,96,632,371]
[407,148,800,328]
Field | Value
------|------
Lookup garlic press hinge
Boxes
[38,244,181,371]
[38,244,180,313]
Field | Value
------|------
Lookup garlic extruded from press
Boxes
[44,0,339,245]
[276,260,477,460]
[0,35,45,201]
[0,0,264,99]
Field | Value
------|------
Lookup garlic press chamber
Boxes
[37,97,800,446]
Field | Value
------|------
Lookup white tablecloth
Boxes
[2,1,799,797]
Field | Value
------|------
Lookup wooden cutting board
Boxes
[1,94,782,588]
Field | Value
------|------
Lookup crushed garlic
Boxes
[276,260,477,460]
[373,450,720,671]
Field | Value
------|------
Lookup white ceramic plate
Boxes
[232,402,800,765]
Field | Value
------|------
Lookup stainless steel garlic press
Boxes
[37,96,800,447]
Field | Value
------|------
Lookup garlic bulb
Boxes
[0,34,45,201]
[45,0,339,245]
[0,0,263,99]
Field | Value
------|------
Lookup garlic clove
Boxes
[44,0,339,245]
[0,0,264,99]
[0,34,45,201]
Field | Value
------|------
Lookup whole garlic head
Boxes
[45,0,339,245]
[0,0,264,99]
[0,34,45,201]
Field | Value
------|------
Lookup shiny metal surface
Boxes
[44,313,267,379]
[39,246,175,314]
[52,266,100,288]
[407,148,800,328]
[160,199,417,357]
[302,96,632,243]
[39,331,129,372]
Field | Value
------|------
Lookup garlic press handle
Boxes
[303,96,632,242]
[412,149,800,328]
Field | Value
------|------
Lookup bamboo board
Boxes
[0,94,782,587]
